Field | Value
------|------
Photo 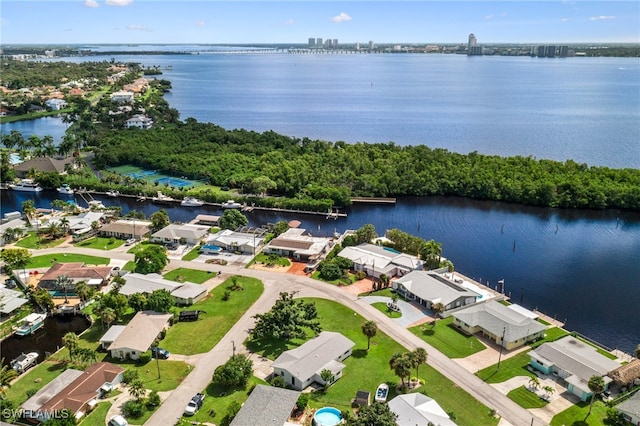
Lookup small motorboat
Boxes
[152,191,176,204]
[221,200,242,209]
[106,190,120,197]
[56,184,74,195]
[11,352,39,373]
[181,197,204,207]
[375,383,389,403]
[15,313,46,336]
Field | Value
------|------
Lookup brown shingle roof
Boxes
[609,359,640,385]
[13,156,73,174]
[39,262,112,282]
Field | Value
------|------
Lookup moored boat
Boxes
[221,199,242,209]
[14,313,46,336]
[56,183,74,195]
[9,179,43,193]
[375,383,389,403]
[181,197,204,207]
[106,190,120,197]
[10,352,39,373]
[152,191,176,204]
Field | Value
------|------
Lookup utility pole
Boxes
[496,327,506,371]
[232,340,236,356]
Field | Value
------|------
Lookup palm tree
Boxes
[586,375,605,419]
[542,385,555,399]
[46,221,62,239]
[0,361,19,397]
[128,379,147,402]
[431,302,445,323]
[420,239,442,270]
[63,332,79,362]
[528,376,541,391]
[55,274,74,304]
[74,281,93,304]
[100,307,116,330]
[635,343,640,359]
[59,217,70,235]
[410,347,428,379]
[361,320,378,351]
[389,352,412,389]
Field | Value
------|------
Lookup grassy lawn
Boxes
[310,271,358,286]
[122,261,137,271]
[409,317,486,359]
[476,351,536,383]
[251,252,291,267]
[3,360,67,404]
[550,400,609,426]
[74,236,125,250]
[530,327,570,349]
[15,232,66,249]
[358,287,395,298]
[163,267,216,284]
[371,302,402,318]
[507,385,549,408]
[189,376,267,424]
[181,245,201,261]
[126,405,160,425]
[26,253,110,268]
[247,298,498,426]
[161,276,263,355]
[79,401,112,426]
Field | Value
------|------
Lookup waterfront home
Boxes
[99,325,127,350]
[0,217,26,246]
[124,114,153,129]
[388,393,457,426]
[50,211,104,236]
[119,273,207,305]
[206,229,264,255]
[38,262,113,291]
[13,156,76,178]
[529,335,621,401]
[106,310,172,360]
[151,223,209,246]
[44,98,68,110]
[99,218,151,241]
[109,90,134,104]
[272,331,355,391]
[229,385,300,426]
[616,391,640,425]
[452,300,546,350]
[0,286,29,315]
[337,243,424,279]
[194,214,220,226]
[609,359,640,389]
[21,362,124,422]
[392,270,480,312]
[263,228,333,262]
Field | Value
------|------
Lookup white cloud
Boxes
[282,19,294,26]
[195,20,207,27]
[589,15,616,21]
[106,0,133,6]
[84,0,99,8]
[485,14,495,20]
[561,18,570,22]
[331,12,352,24]
[127,24,152,32]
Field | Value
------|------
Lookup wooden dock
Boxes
[350,197,396,204]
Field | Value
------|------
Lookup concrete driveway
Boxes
[359,295,432,327]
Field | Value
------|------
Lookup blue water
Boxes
[314,407,342,426]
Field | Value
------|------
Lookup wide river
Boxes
[1,50,639,353]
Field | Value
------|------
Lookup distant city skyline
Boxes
[1,1,638,45]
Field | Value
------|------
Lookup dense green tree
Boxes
[128,379,147,402]
[212,354,253,389]
[134,244,168,274]
[317,261,342,281]
[150,209,170,233]
[420,239,442,270]
[361,320,378,351]
[0,247,31,274]
[273,220,290,236]
[0,361,19,391]
[320,368,334,389]
[0,152,16,182]
[252,292,321,341]
[145,289,175,313]
[355,224,377,245]
[128,293,147,312]
[219,209,249,230]
[346,402,398,426]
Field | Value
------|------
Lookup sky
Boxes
[1,1,638,45]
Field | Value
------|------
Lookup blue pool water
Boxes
[383,247,402,254]
[313,407,342,426]
[201,245,222,252]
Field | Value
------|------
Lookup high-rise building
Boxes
[316,38,323,47]
[308,38,315,47]
[467,33,482,56]
[468,33,477,50]
[333,39,338,49]
[368,40,375,50]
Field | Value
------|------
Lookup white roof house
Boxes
[0,286,29,314]
[272,331,355,391]
[151,223,209,246]
[393,270,480,312]
[45,98,68,110]
[452,301,547,350]
[49,211,104,235]
[0,218,27,246]
[110,90,134,104]
[107,310,172,360]
[263,228,332,262]
[124,114,153,129]
[99,325,126,350]
[119,273,207,305]
[388,393,457,426]
[206,229,264,255]
[337,243,424,279]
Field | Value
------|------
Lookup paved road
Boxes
[24,244,544,426]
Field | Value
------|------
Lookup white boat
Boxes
[181,197,204,207]
[152,191,176,204]
[56,184,74,195]
[88,200,105,209]
[9,179,43,193]
[375,383,389,403]
[10,352,39,373]
[221,199,242,209]
[106,190,120,197]
[14,313,46,336]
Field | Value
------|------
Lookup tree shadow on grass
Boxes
[245,337,291,359]
[420,328,435,336]
[351,349,368,359]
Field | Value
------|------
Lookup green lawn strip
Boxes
[79,401,112,426]
[506,385,549,409]
[248,298,497,425]
[26,253,110,268]
[252,252,291,267]
[15,232,66,249]
[476,351,536,383]
[536,317,551,326]
[163,267,215,284]
[409,317,486,359]
[550,400,609,426]
[371,302,402,318]
[122,261,137,271]
[3,360,67,404]
[74,236,125,250]
[181,246,201,261]
[357,287,395,298]
[191,377,268,424]
[161,277,263,355]
[529,327,570,349]
[310,271,357,286]
[118,360,193,392]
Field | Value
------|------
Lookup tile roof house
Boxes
[452,301,547,350]
[119,273,207,305]
[99,219,151,240]
[38,262,113,290]
[263,228,333,262]
[206,229,264,255]
[388,393,457,426]
[272,331,355,391]
[107,310,172,360]
[392,270,480,312]
[124,114,153,129]
[229,385,300,426]
[616,391,640,425]
[151,223,210,246]
[529,336,621,401]
[337,243,424,279]
[21,362,124,421]
[13,156,75,178]
[609,359,640,388]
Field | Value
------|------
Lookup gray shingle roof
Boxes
[616,391,640,420]
[395,271,480,307]
[107,311,171,353]
[229,385,300,426]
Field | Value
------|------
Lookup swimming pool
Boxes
[313,407,342,426]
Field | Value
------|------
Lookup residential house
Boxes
[0,286,29,315]
[206,229,264,255]
[529,336,621,401]
[99,325,126,350]
[100,219,151,240]
[272,331,355,391]
[194,214,220,226]
[0,217,26,246]
[388,393,457,426]
[13,156,75,178]
[21,362,124,422]
[151,223,210,246]
[609,359,640,389]
[106,310,172,360]
[45,98,68,110]
[392,270,480,312]
[229,385,300,426]
[110,90,134,104]
[124,114,153,129]
[51,211,104,236]
[263,228,333,262]
[38,262,113,291]
[119,273,207,305]
[616,391,640,426]
[337,243,424,279]
[452,301,546,350]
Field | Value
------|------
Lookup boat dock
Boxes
[350,197,397,204]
